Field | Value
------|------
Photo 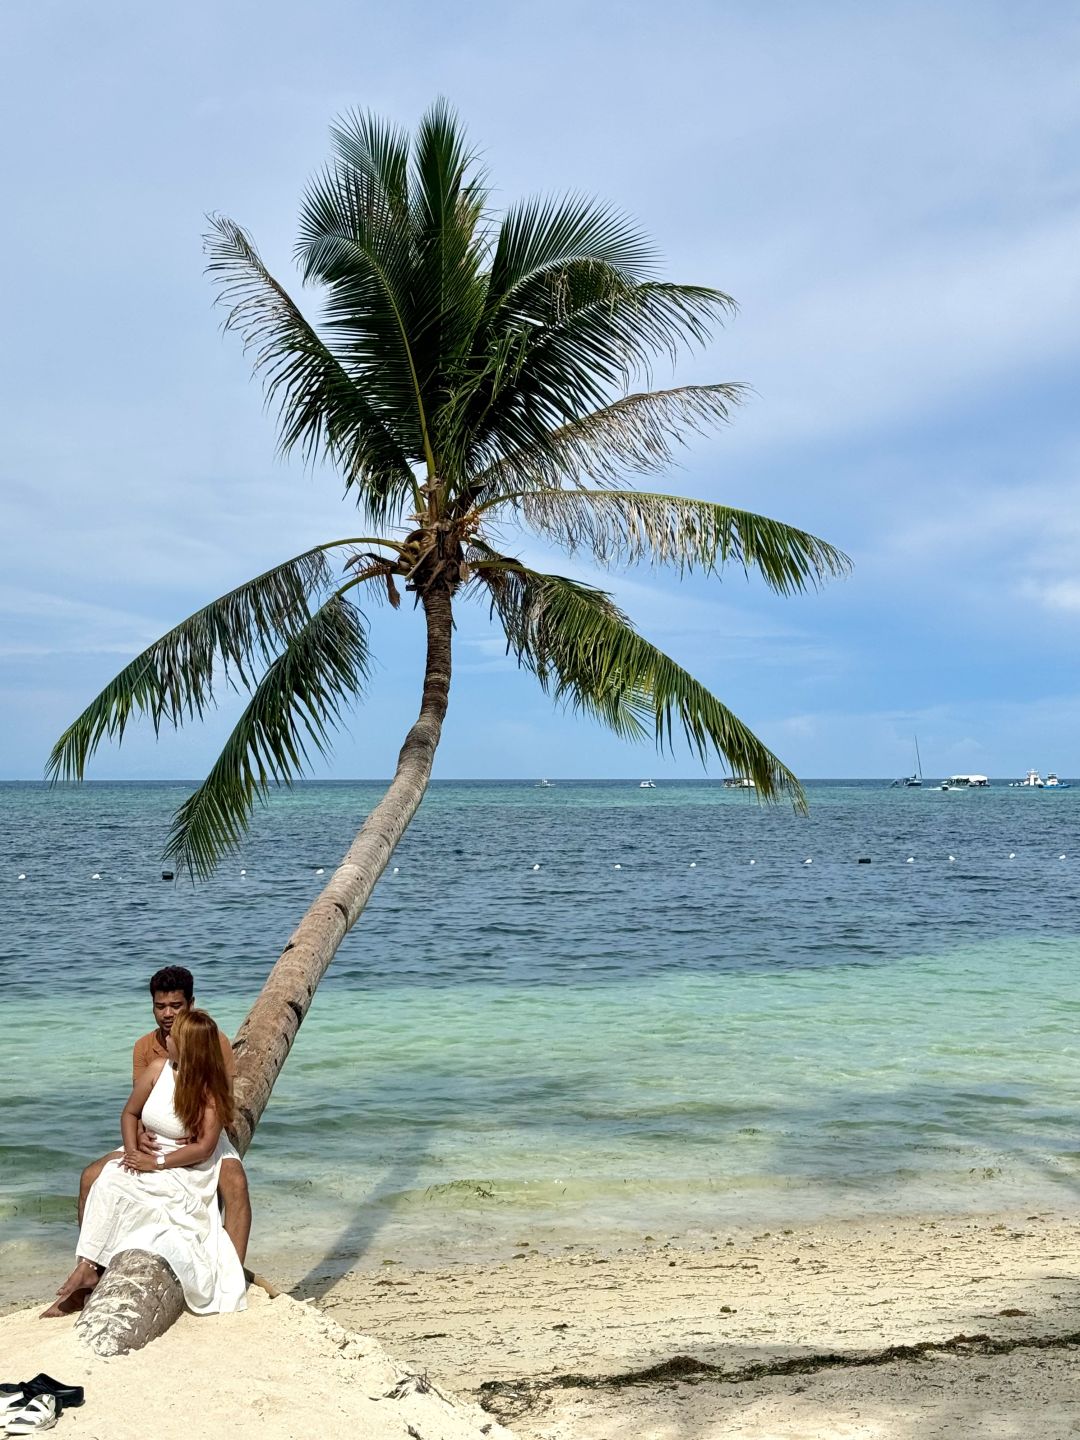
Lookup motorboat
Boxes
[723,776,756,789]
[1044,773,1071,789]
[535,778,554,788]
[638,779,656,789]
[1009,769,1044,788]
[939,774,989,790]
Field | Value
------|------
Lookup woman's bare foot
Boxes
[40,1259,101,1317]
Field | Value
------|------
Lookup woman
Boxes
[44,1009,247,1317]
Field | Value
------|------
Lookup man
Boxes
[71,966,251,1282]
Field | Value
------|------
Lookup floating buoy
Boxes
[1009,853,1015,859]
[613,863,622,870]
[531,863,541,871]
[240,869,246,876]
[315,868,324,875]
[948,855,955,863]
[17,873,26,881]
[161,871,174,881]
[689,862,697,868]
[1060,854,1067,861]
[906,857,914,863]
[392,867,399,874]
[91,873,101,880]
[803,858,813,865]
[749,860,756,866]
[857,857,871,864]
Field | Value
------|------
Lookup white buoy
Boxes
[240,869,246,876]
[392,867,399,874]
[315,868,324,875]
[1009,853,1015,859]
[689,862,697,868]
[531,863,541,871]
[17,873,26,880]
[803,858,812,865]
[749,860,756,866]
[906,857,914,864]
[948,855,955,862]
[1060,854,1067,861]
[613,863,622,870]
[91,873,100,880]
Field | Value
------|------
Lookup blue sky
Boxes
[3,0,1079,780]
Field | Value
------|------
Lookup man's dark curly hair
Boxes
[148,965,194,1003]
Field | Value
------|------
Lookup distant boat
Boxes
[891,735,924,788]
[1044,773,1070,789]
[535,778,554,788]
[723,776,755,789]
[938,774,989,790]
[638,779,656,789]
[1010,769,1044,788]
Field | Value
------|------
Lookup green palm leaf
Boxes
[472,550,805,806]
[46,546,337,783]
[204,215,415,518]
[507,489,852,592]
[467,384,747,498]
[164,593,371,879]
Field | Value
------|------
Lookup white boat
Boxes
[1010,769,1044,788]
[535,778,554,788]
[723,776,756,789]
[939,774,989,790]
[638,779,656,789]
[1044,773,1070,789]
[891,735,924,788]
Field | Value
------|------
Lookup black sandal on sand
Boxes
[23,1381,82,1410]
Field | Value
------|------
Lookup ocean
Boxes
[2,777,1079,1301]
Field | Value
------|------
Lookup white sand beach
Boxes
[7,1208,1080,1439]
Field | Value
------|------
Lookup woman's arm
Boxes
[119,1060,166,1165]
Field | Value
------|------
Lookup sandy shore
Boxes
[315,1207,1080,1438]
[6,1208,1080,1438]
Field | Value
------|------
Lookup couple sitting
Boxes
[45,966,250,1317]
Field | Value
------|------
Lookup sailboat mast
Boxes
[914,734,923,780]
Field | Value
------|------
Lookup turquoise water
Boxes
[2,778,1080,1299]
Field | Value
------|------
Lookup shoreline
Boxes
[4,1205,1080,1436]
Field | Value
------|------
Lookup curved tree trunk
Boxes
[76,585,454,1354]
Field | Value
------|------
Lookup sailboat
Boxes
[891,736,923,788]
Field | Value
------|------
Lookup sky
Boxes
[3,0,1080,781]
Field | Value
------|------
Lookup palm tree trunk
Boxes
[75,584,454,1354]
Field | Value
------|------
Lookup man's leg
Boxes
[217,1159,251,1263]
[78,1152,115,1225]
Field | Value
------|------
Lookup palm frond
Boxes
[205,214,415,519]
[46,546,336,783]
[164,594,370,879]
[467,384,746,500]
[508,489,852,592]
[472,550,805,806]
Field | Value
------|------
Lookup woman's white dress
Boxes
[76,1063,247,1314]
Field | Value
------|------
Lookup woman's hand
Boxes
[121,1148,158,1173]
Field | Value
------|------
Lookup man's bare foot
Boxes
[41,1260,101,1317]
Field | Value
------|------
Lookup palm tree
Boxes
[50,102,848,1350]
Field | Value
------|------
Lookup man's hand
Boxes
[135,1123,161,1156]
[121,1148,157,1173]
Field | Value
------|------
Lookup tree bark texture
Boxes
[75,587,454,1353]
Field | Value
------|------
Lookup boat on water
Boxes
[1007,769,1070,789]
[535,778,554,788]
[638,779,656,789]
[723,776,755,789]
[891,735,924,788]
[937,774,989,790]
[1045,773,1071,788]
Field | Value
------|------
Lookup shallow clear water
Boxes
[2,778,1079,1297]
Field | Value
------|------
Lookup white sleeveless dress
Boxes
[77,1063,247,1314]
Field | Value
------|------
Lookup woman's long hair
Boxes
[171,1009,234,1138]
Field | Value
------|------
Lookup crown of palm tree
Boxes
[48,100,849,878]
